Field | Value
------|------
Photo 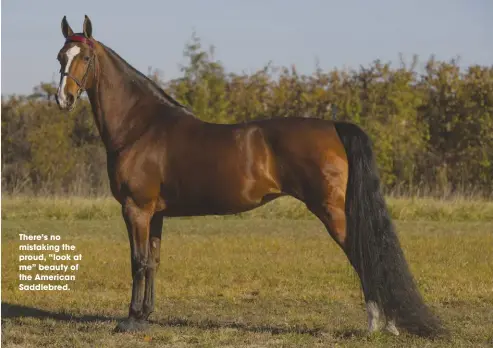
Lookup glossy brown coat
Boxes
[54,16,445,337]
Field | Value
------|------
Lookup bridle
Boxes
[60,35,96,99]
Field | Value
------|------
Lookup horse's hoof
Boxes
[384,320,400,336]
[114,318,149,333]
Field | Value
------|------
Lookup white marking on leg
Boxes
[57,46,81,107]
[384,319,400,336]
[367,301,382,333]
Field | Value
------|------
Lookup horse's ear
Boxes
[61,16,74,38]
[83,15,93,38]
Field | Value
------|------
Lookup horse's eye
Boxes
[83,56,90,62]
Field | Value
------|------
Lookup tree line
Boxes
[2,35,492,196]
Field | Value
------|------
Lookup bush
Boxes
[2,36,492,196]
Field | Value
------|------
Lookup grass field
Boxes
[2,197,493,347]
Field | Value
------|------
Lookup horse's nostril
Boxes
[66,92,75,105]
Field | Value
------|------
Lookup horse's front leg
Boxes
[142,212,164,320]
[115,200,153,332]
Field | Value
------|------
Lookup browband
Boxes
[65,35,94,49]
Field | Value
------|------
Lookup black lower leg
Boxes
[129,257,147,318]
[142,213,163,319]
[115,203,151,333]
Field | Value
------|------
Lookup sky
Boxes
[1,0,492,96]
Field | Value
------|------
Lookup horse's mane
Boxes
[96,38,193,114]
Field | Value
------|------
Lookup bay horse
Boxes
[55,15,446,337]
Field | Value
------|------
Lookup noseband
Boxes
[61,35,95,98]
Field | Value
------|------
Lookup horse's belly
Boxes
[161,179,280,217]
[161,195,261,216]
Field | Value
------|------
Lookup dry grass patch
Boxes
[2,195,493,221]
[2,217,493,347]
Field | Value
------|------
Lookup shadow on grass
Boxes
[332,328,367,339]
[154,316,325,337]
[2,302,368,338]
[1,302,120,323]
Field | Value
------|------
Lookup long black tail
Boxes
[334,121,446,337]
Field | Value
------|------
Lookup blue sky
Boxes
[2,0,492,96]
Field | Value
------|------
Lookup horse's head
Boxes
[56,15,97,111]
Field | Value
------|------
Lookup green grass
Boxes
[2,213,493,347]
[2,195,493,221]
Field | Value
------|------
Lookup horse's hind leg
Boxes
[307,199,346,249]
[304,159,349,250]
[308,200,384,333]
[305,156,394,335]
[115,199,154,332]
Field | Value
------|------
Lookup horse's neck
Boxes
[86,49,157,153]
